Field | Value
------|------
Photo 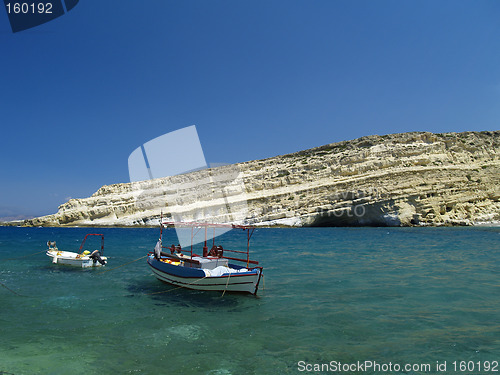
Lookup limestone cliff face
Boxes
[25,131,500,227]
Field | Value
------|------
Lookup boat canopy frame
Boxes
[159,221,257,267]
[78,233,104,255]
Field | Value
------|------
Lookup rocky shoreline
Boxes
[17,131,500,228]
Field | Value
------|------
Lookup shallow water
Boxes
[0,226,499,374]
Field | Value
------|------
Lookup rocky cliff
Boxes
[25,131,500,227]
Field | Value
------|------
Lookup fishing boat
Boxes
[46,233,107,268]
[147,221,263,295]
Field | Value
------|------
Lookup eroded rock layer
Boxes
[25,131,500,227]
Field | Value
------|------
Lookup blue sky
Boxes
[1,0,499,219]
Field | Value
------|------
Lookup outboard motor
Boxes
[89,250,106,265]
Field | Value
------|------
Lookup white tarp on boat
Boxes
[203,266,249,277]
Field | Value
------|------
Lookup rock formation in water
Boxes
[24,131,500,227]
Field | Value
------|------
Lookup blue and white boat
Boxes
[147,222,263,295]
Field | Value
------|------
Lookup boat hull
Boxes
[46,250,107,268]
[147,256,263,295]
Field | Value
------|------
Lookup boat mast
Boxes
[160,211,163,241]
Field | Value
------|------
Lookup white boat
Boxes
[46,234,107,268]
[147,221,263,295]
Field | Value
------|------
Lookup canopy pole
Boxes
[246,228,250,267]
[203,226,208,257]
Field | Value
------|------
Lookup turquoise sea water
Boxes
[0,226,499,375]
